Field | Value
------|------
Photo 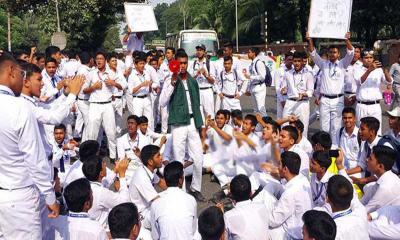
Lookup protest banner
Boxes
[124,2,158,32]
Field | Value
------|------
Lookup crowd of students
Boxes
[0,29,400,240]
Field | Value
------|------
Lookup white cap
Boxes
[387,107,400,117]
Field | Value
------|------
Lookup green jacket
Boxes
[168,75,203,129]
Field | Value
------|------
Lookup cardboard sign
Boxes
[308,0,353,39]
[124,2,158,32]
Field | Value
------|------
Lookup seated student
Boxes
[198,206,225,240]
[269,152,312,240]
[335,107,361,177]
[361,145,400,213]
[63,140,116,188]
[108,203,142,240]
[302,210,337,240]
[82,155,130,229]
[289,119,313,158]
[384,107,400,174]
[150,162,197,240]
[51,124,79,182]
[368,205,400,240]
[310,151,335,207]
[203,110,234,173]
[137,115,167,146]
[52,178,108,240]
[311,131,340,175]
[347,117,391,185]
[129,145,166,230]
[230,109,243,130]
[326,175,369,240]
[223,175,270,240]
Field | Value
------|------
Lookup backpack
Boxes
[193,59,210,73]
[254,59,273,87]
[220,69,239,92]
[338,127,361,147]
[378,135,400,173]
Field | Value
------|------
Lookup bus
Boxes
[165,30,219,59]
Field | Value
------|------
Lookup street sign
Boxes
[51,31,67,50]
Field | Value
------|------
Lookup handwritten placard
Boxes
[308,0,353,39]
[124,3,158,32]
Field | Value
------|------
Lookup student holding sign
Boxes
[306,31,354,140]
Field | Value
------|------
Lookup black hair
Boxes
[107,52,118,62]
[45,46,61,59]
[328,45,340,51]
[175,51,188,60]
[108,202,139,238]
[293,51,303,59]
[150,56,159,63]
[326,175,353,210]
[82,155,103,181]
[281,151,301,175]
[54,124,66,132]
[223,56,233,63]
[230,174,251,202]
[312,151,332,170]
[360,117,380,135]
[264,118,280,134]
[127,115,140,123]
[140,145,160,166]
[372,145,397,171]
[302,210,336,240]
[45,57,58,65]
[145,51,153,58]
[164,161,184,187]
[249,47,260,55]
[244,114,257,127]
[134,53,146,64]
[13,49,29,60]
[222,109,231,119]
[215,110,227,118]
[79,140,100,162]
[0,52,17,71]
[285,52,294,58]
[20,62,41,78]
[35,53,45,61]
[290,119,304,134]
[165,47,176,54]
[138,116,149,125]
[342,107,356,116]
[223,41,233,49]
[79,52,91,65]
[63,178,91,212]
[65,49,77,59]
[282,125,299,142]
[198,206,225,240]
[231,109,243,120]
[311,131,332,150]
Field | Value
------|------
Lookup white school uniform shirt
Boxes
[89,179,130,229]
[368,205,400,240]
[60,59,81,78]
[128,69,151,96]
[77,64,93,100]
[310,171,334,208]
[188,58,212,88]
[41,69,62,102]
[110,69,128,97]
[281,68,314,99]
[150,187,197,240]
[298,136,313,159]
[216,69,247,96]
[335,126,360,169]
[51,212,108,240]
[125,33,144,52]
[344,60,363,94]
[129,165,159,217]
[117,132,151,161]
[0,85,55,205]
[361,170,400,213]
[288,144,310,177]
[117,59,126,73]
[139,128,164,144]
[210,57,224,79]
[358,136,392,171]
[145,64,160,88]
[235,132,262,174]
[248,56,266,85]
[269,174,312,239]
[206,124,234,152]
[50,138,78,172]
[332,207,370,240]
[85,68,117,103]
[310,48,354,95]
[354,67,390,101]
[224,200,270,240]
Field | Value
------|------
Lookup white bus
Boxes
[165,30,219,59]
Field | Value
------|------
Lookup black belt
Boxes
[254,81,264,86]
[357,100,380,105]
[190,114,194,118]
[200,87,213,90]
[288,98,308,102]
[0,187,9,190]
[321,93,344,99]
[223,93,235,98]
[78,98,89,101]
[113,96,123,99]
[132,95,148,98]
[345,91,355,95]
[91,101,111,104]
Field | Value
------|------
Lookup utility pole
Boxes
[7,11,11,51]
[55,0,61,32]
[264,11,268,49]
[235,0,239,53]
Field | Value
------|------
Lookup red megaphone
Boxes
[169,60,180,74]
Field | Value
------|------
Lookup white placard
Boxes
[308,0,353,39]
[124,3,158,32]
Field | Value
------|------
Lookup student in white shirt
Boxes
[326,175,369,240]
[223,174,270,240]
[354,49,392,129]
[83,155,130,229]
[150,161,197,240]
[281,51,314,137]
[138,116,166,146]
[269,151,312,239]
[302,210,337,240]
[198,206,225,240]
[307,31,355,140]
[290,119,313,158]
[344,46,363,108]
[0,53,58,239]
[368,205,400,240]
[123,27,144,53]
[274,52,293,119]
[53,178,107,240]
[108,202,142,240]
[361,145,400,213]
[310,151,335,207]
[41,57,64,103]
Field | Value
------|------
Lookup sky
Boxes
[150,0,176,6]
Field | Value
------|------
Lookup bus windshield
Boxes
[180,32,218,58]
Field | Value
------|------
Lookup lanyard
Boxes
[21,95,36,105]
[332,209,352,219]
[313,182,325,202]
[142,166,154,186]
[329,62,337,78]
[0,89,13,96]
[69,213,88,218]
[128,134,139,150]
